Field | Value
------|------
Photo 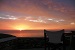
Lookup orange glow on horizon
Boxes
[13,25,29,30]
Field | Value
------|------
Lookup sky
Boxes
[0,0,75,30]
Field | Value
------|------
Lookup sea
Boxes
[0,30,72,37]
[0,30,44,37]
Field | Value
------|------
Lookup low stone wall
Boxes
[0,37,17,50]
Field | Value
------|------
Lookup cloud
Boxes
[0,14,18,20]
[0,0,75,30]
[24,16,65,24]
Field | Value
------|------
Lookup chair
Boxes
[70,31,75,50]
[44,29,66,50]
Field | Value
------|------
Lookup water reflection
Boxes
[1,30,44,37]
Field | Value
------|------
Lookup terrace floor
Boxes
[16,46,72,50]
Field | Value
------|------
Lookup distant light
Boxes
[20,29,22,31]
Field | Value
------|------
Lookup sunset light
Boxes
[14,25,29,31]
[17,28,24,31]
[0,0,75,49]
[0,0,75,30]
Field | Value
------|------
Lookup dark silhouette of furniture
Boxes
[44,29,66,50]
[70,31,75,50]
